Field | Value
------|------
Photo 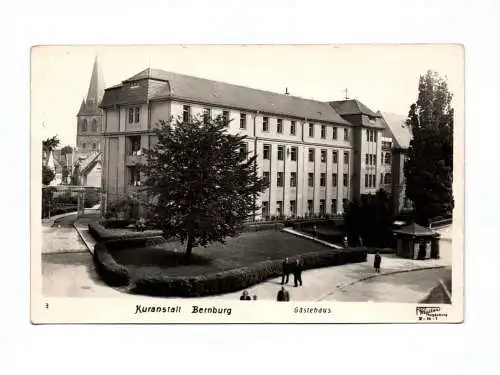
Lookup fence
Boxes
[42,185,103,219]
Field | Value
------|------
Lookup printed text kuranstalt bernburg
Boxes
[134,305,232,316]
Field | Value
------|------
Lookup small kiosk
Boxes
[393,223,440,260]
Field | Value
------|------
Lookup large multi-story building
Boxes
[76,56,105,152]
[99,68,402,218]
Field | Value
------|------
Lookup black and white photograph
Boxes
[30,44,464,323]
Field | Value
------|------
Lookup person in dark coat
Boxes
[240,290,251,300]
[374,252,382,273]
[277,286,290,302]
[293,258,303,287]
[281,257,291,285]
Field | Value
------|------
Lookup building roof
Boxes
[101,68,352,125]
[393,222,438,237]
[78,56,105,116]
[381,112,412,149]
[77,151,103,175]
[328,99,382,118]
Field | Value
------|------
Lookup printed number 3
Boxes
[45,303,49,309]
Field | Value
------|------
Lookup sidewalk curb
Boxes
[282,227,343,249]
[73,223,95,254]
[316,265,447,301]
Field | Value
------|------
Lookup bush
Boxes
[130,247,367,297]
[88,221,163,242]
[93,236,167,287]
[242,222,285,232]
[93,243,131,286]
[100,219,134,229]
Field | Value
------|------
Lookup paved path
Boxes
[200,253,449,302]
[321,267,451,303]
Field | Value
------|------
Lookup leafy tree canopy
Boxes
[42,135,60,153]
[141,116,267,256]
[404,70,454,225]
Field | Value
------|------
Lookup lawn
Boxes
[110,229,339,277]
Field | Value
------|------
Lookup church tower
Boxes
[76,56,105,152]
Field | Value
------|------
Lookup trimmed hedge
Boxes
[101,219,134,229]
[130,247,367,298]
[93,236,167,287]
[88,221,163,242]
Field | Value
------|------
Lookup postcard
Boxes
[31,44,464,324]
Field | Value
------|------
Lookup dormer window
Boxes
[129,81,140,88]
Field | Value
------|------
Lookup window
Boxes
[263,117,269,131]
[128,166,141,186]
[365,174,369,188]
[290,200,297,216]
[365,154,369,165]
[92,143,96,150]
[290,172,297,187]
[82,119,88,132]
[381,173,384,184]
[320,149,327,163]
[332,173,338,187]
[320,173,326,187]
[308,148,315,162]
[276,201,283,217]
[308,173,314,187]
[91,119,97,132]
[319,200,326,215]
[307,200,313,214]
[321,125,326,139]
[290,146,297,161]
[263,172,270,186]
[240,113,247,129]
[344,151,349,164]
[262,201,270,218]
[333,150,338,163]
[128,108,134,123]
[277,119,283,134]
[263,144,271,160]
[277,145,284,161]
[127,136,141,155]
[203,108,211,123]
[82,142,86,149]
[277,172,284,187]
[343,173,348,187]
[183,105,191,122]
[384,173,392,185]
[222,110,230,125]
[331,199,337,214]
[134,107,140,123]
[332,127,338,140]
[374,155,377,165]
[239,143,248,160]
[309,123,314,137]
[368,174,372,187]
[344,128,349,141]
[290,120,296,135]
[385,152,392,164]
[369,155,373,165]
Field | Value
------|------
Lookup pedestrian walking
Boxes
[313,225,318,238]
[293,258,303,287]
[343,235,349,248]
[358,236,363,247]
[240,290,251,300]
[374,252,382,273]
[281,257,291,285]
[277,286,290,302]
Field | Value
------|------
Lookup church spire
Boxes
[77,98,86,115]
[85,55,105,105]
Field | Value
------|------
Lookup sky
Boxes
[31,45,464,147]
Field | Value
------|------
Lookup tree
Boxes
[60,145,73,155]
[343,189,394,247]
[42,165,55,185]
[42,135,60,153]
[141,116,267,256]
[404,71,454,225]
